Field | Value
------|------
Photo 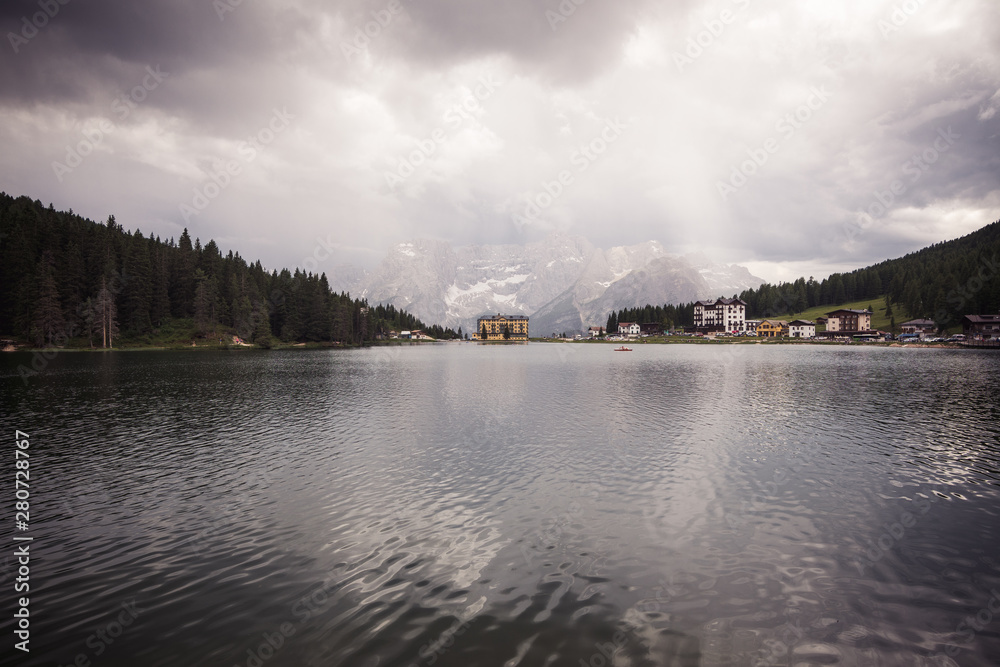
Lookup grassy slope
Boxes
[771,296,897,331]
[771,295,958,333]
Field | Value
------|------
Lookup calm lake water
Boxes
[2,343,1000,666]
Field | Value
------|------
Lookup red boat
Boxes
[614,346,632,351]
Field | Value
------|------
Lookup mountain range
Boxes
[328,235,764,336]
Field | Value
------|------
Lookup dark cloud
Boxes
[335,0,684,83]
[1,0,998,282]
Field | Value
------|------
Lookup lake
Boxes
[2,343,999,666]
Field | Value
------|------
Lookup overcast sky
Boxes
[2,0,999,283]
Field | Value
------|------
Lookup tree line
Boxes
[736,220,1000,326]
[605,303,696,332]
[0,193,459,347]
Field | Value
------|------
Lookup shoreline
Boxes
[3,338,990,352]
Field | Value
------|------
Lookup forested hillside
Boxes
[603,221,1000,332]
[0,193,458,347]
[738,221,1000,325]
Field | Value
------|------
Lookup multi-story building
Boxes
[825,309,872,333]
[478,314,529,340]
[962,314,1000,339]
[693,297,747,332]
[744,319,761,334]
[788,320,816,338]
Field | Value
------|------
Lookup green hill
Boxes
[767,295,944,333]
[739,220,1000,328]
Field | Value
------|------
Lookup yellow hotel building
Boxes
[478,314,529,341]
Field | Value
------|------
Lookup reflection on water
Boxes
[1,343,999,666]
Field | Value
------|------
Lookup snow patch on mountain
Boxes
[328,235,764,335]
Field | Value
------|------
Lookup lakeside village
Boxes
[379,304,1000,345]
[584,298,1000,344]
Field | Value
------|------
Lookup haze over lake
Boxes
[3,343,1000,666]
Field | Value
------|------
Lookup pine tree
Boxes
[121,230,153,334]
[32,255,66,346]
[172,229,196,317]
[193,270,219,336]
[81,297,101,348]
[95,277,119,348]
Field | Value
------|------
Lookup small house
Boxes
[757,320,788,338]
[901,319,937,338]
[788,320,816,338]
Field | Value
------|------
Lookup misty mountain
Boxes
[329,235,764,336]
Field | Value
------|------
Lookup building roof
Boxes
[962,314,1000,323]
[619,322,637,326]
[760,319,788,326]
[697,297,747,307]
[478,313,528,320]
[789,320,815,326]
[826,309,872,316]
[902,319,936,326]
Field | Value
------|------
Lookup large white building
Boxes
[694,298,747,332]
